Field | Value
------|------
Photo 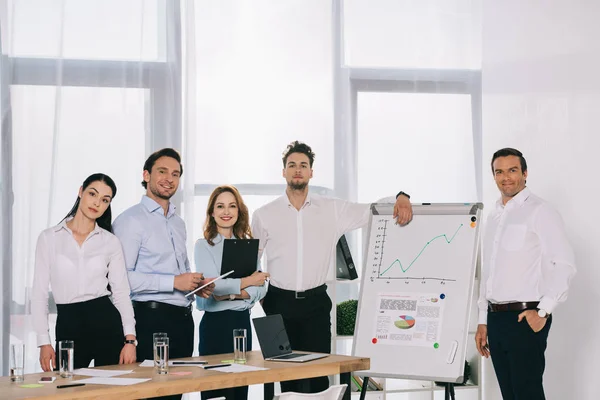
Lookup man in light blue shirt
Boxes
[113,148,212,400]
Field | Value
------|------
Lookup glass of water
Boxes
[154,337,169,374]
[233,328,247,364]
[58,340,74,378]
[10,344,25,382]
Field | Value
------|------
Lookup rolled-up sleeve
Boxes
[535,204,576,314]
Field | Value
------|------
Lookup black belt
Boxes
[488,301,539,312]
[132,301,192,316]
[268,284,327,300]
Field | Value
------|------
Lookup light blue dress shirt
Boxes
[195,234,266,312]
[113,195,192,307]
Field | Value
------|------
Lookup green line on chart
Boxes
[379,224,464,276]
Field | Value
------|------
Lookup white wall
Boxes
[482,1,600,399]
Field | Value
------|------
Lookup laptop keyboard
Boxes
[274,353,306,360]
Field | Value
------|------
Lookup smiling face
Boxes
[211,191,239,235]
[78,181,113,221]
[143,156,181,201]
[492,155,528,204]
[283,152,313,191]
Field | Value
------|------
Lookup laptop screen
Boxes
[252,314,293,359]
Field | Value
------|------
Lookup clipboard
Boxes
[221,239,259,278]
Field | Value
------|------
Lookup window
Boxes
[344,0,481,69]
[192,0,334,187]
[357,92,477,203]
[8,0,164,61]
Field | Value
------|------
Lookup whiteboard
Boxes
[352,203,482,383]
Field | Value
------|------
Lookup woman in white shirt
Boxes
[31,173,137,371]
[195,185,269,400]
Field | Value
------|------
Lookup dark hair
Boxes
[62,173,117,232]
[204,185,252,246]
[141,148,184,189]
[282,141,315,168]
[491,148,528,173]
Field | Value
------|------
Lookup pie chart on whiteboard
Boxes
[394,315,416,330]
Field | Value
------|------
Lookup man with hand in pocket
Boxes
[474,148,576,400]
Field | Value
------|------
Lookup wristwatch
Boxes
[124,339,138,347]
[229,294,236,301]
[396,191,411,200]
[537,308,549,318]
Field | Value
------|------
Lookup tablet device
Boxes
[184,270,234,297]
[221,239,259,278]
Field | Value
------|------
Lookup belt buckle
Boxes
[295,291,306,300]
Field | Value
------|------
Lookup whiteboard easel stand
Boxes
[444,382,456,400]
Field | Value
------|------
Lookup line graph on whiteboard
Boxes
[368,216,471,285]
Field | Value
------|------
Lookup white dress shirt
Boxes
[251,192,372,291]
[31,219,136,346]
[477,188,576,324]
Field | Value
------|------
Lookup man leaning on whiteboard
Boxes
[475,148,576,400]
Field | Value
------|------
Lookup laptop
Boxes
[253,314,329,363]
[221,239,259,278]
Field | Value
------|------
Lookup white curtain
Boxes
[0,0,181,374]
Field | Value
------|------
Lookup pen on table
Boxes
[172,361,208,365]
[57,383,86,389]
[204,364,231,369]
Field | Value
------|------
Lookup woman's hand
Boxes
[241,271,270,288]
[39,344,56,372]
[119,343,137,364]
[213,294,230,301]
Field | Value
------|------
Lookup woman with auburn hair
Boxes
[195,185,269,400]
[31,173,137,372]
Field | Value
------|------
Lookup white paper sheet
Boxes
[139,360,207,367]
[73,368,134,377]
[76,377,152,386]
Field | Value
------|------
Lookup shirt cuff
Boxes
[159,275,175,293]
[123,324,136,338]
[478,309,488,325]
[538,297,557,314]
[37,334,51,348]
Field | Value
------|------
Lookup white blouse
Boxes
[31,219,136,346]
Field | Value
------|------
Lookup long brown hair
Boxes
[204,185,252,246]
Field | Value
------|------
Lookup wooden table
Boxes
[0,351,369,400]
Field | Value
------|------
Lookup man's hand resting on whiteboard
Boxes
[475,324,490,358]
[393,194,413,226]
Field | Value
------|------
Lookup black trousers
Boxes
[55,296,124,369]
[198,309,253,400]
[262,286,332,394]
[133,301,195,400]
[488,311,552,400]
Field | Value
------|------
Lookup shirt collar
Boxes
[54,217,102,236]
[495,187,531,211]
[283,190,312,210]
[212,233,238,245]
[141,195,176,217]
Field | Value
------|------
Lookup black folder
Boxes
[336,235,358,280]
[220,239,259,278]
